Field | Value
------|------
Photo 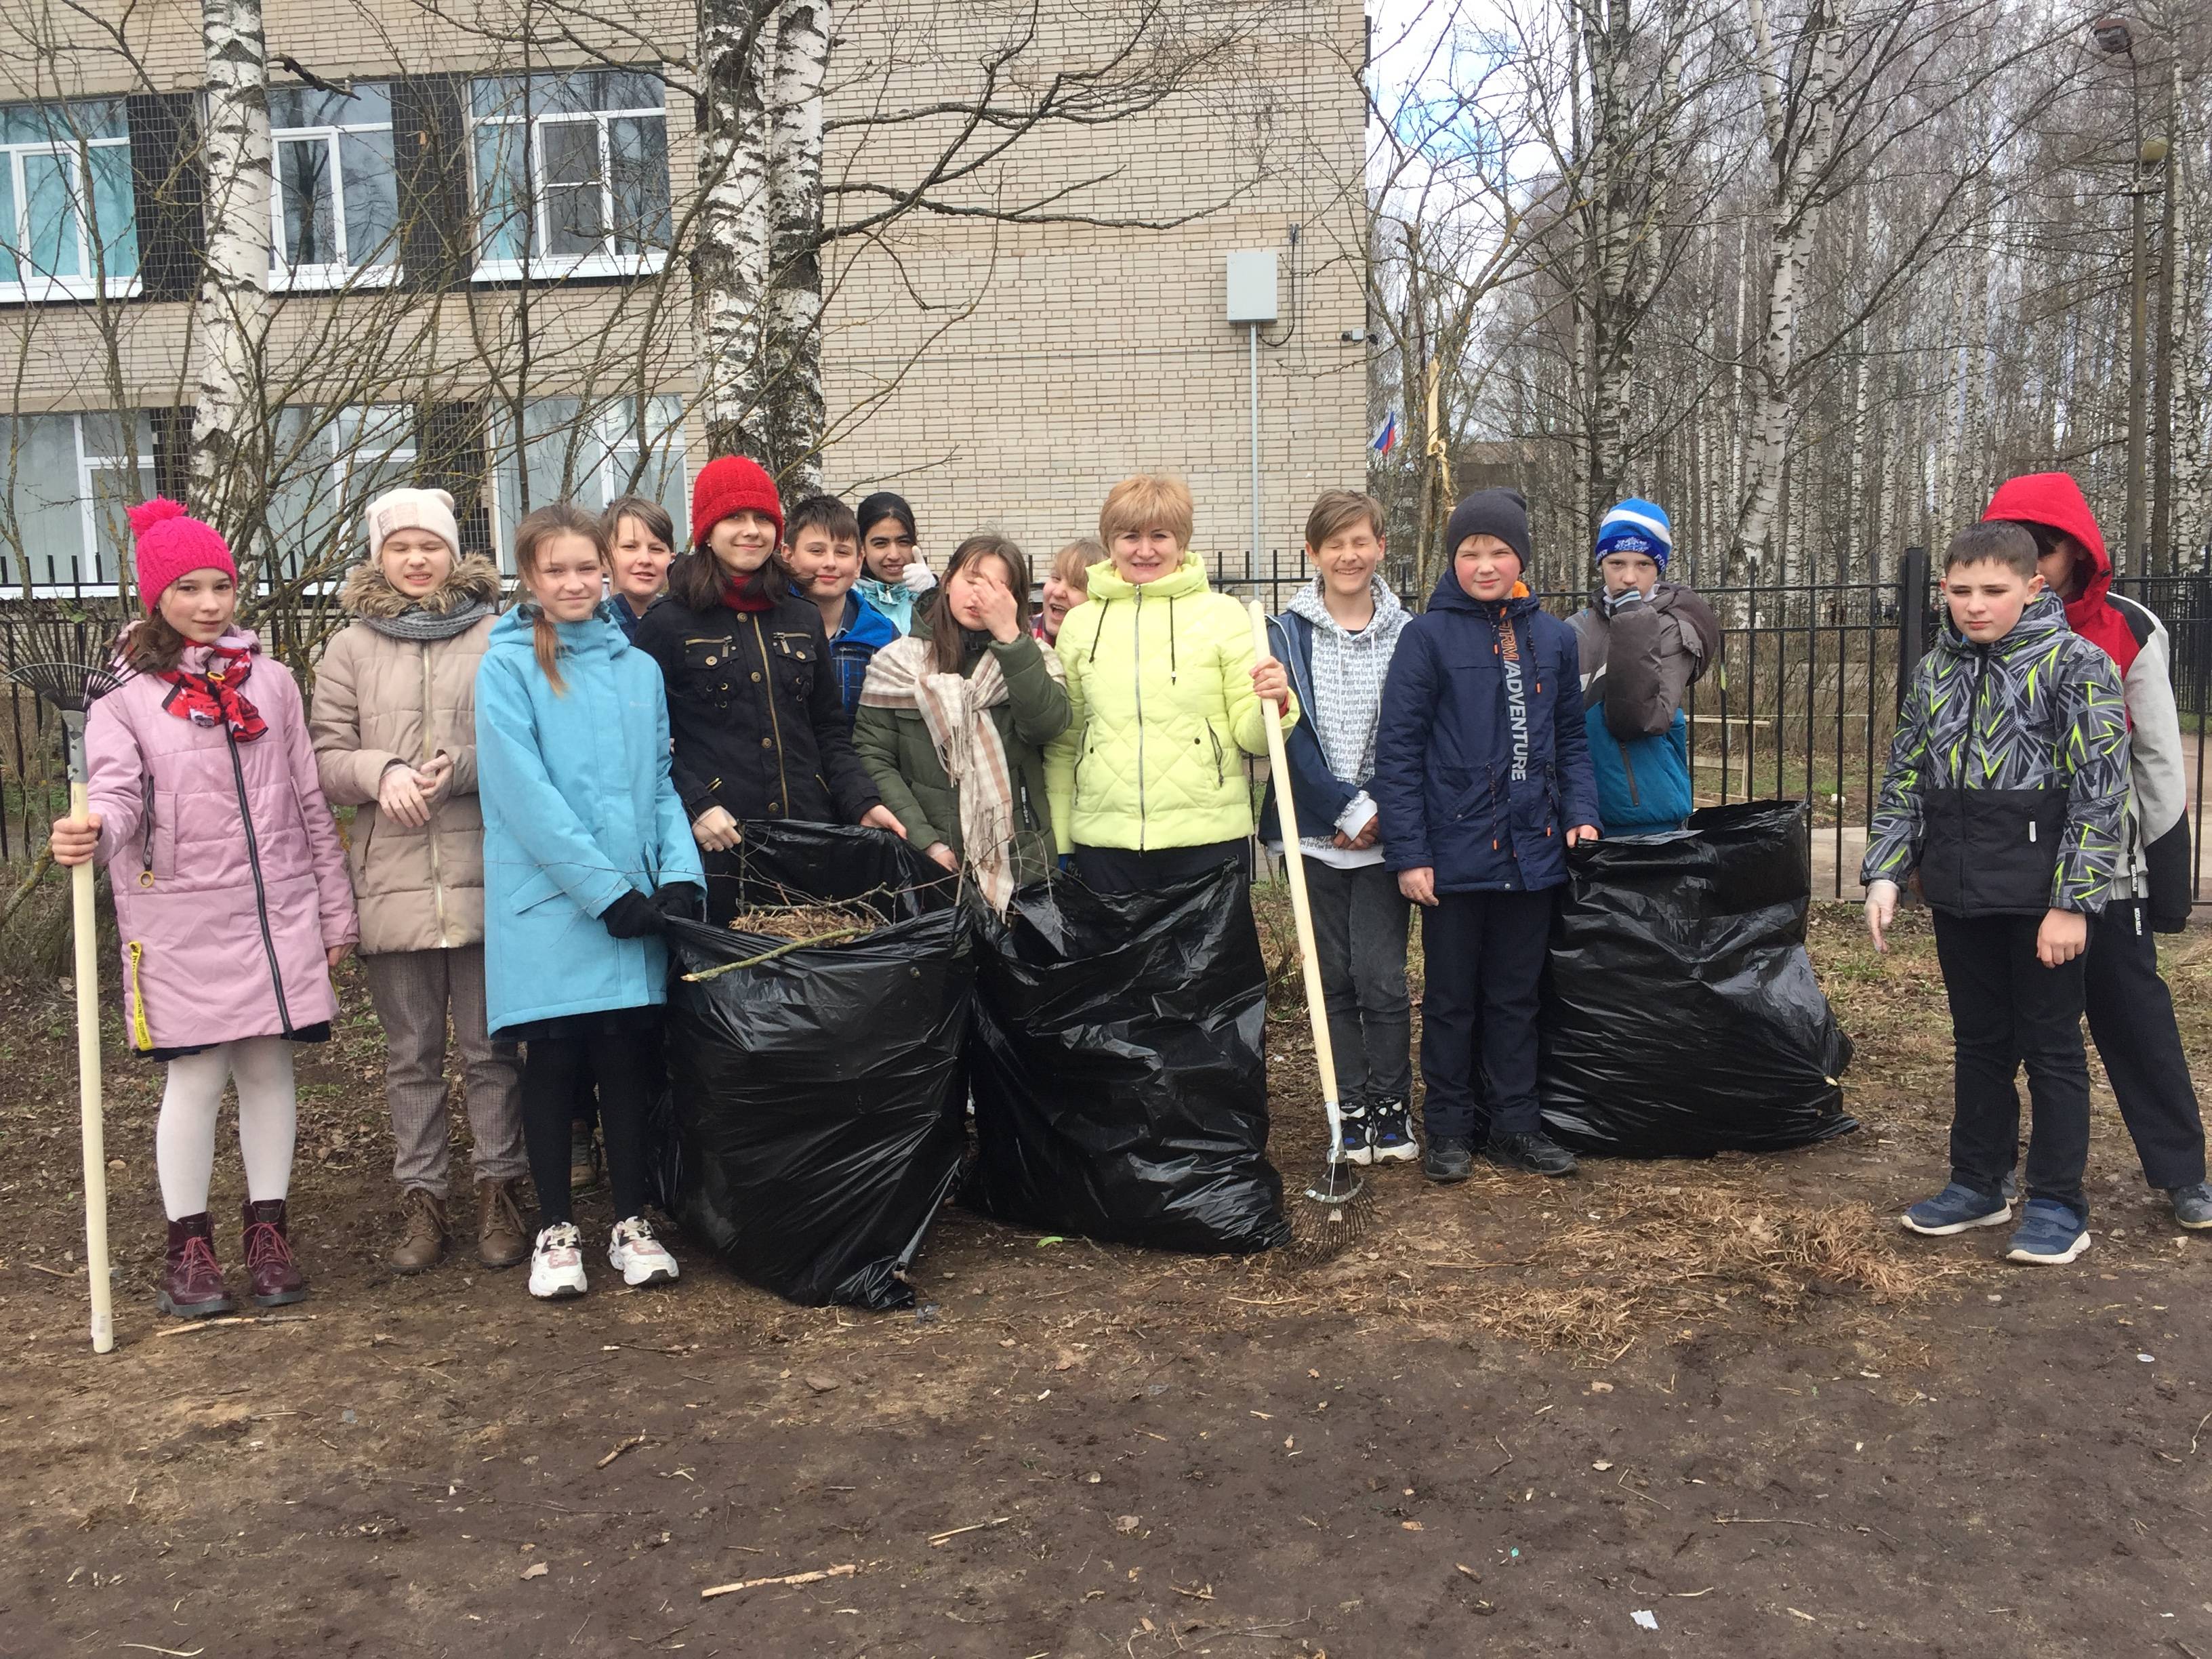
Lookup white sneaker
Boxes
[529,1222,588,1300]
[609,1216,679,1287]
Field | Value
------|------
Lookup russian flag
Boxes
[1371,410,1399,455]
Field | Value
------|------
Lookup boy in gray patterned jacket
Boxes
[1862,521,2129,1267]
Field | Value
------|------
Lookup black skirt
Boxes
[140,1022,333,1063]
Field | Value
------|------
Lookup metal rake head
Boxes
[4,658,133,715]
[1273,1153,1378,1269]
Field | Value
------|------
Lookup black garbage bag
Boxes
[1538,799,1857,1158]
[659,822,971,1308]
[965,865,1290,1254]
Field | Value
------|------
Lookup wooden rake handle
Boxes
[1246,603,1347,1160]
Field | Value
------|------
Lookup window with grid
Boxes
[0,413,157,590]
[490,395,687,565]
[266,405,419,585]
[469,70,670,281]
[269,83,400,288]
[0,101,139,302]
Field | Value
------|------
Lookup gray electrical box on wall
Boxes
[1225,250,1279,323]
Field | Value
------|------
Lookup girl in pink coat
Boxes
[52,500,357,1322]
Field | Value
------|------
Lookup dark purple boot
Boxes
[159,1214,234,1319]
[241,1199,309,1307]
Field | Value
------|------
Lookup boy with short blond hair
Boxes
[1864,520,2130,1265]
[1262,489,1414,1162]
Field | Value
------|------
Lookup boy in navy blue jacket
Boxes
[1263,490,1415,1164]
[1374,488,1601,1183]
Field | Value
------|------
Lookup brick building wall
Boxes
[0,0,1368,580]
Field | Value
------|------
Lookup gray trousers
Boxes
[363,945,527,1197]
[1303,860,1414,1109]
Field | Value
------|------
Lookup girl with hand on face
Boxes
[853,491,937,636]
[632,458,902,875]
[856,535,1069,912]
[49,500,357,1321]
[599,496,676,639]
[476,504,703,1301]
[310,488,527,1277]
[1045,474,1296,896]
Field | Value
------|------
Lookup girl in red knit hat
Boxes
[49,499,359,1322]
[632,457,905,895]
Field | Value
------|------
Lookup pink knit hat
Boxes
[129,498,237,615]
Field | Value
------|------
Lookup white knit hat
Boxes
[365,487,462,561]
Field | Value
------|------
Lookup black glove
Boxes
[600,889,665,939]
[653,882,705,924]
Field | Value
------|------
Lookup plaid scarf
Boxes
[859,633,1065,914]
[159,642,266,741]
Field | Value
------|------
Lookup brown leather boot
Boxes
[389,1188,449,1275]
[241,1199,309,1307]
[158,1214,234,1319]
[476,1177,529,1270]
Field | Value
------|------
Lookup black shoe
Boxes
[1423,1136,1473,1183]
[1485,1128,1578,1177]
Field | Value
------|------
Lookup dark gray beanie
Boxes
[1444,487,1532,571]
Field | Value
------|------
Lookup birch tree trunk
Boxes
[188,0,272,540]
[763,0,829,493]
[694,0,778,462]
[1732,0,1845,577]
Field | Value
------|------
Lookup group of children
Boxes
[43,458,2203,1322]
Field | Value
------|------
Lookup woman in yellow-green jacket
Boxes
[1046,475,1297,894]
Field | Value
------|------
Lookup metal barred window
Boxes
[268,83,399,289]
[0,100,140,302]
[467,70,670,283]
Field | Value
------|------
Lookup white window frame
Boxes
[0,104,141,304]
[268,89,401,292]
[469,79,670,283]
[0,413,155,593]
[489,395,686,568]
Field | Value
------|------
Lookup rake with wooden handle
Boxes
[6,656,132,1353]
[1247,602,1374,1262]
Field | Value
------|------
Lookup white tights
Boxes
[156,1036,298,1221]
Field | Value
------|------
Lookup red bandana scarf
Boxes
[159,644,267,741]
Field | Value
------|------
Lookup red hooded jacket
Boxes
[1980,472,2137,674]
[1982,471,2194,930]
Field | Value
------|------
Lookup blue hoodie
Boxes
[474,607,704,1033]
[1372,570,1601,893]
[823,590,900,726]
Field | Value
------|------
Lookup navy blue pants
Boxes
[2087,898,2206,1190]
[1417,887,1555,1144]
[1931,909,2091,1220]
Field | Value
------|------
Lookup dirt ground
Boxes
[4,903,2212,1659]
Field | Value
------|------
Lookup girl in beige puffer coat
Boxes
[310,487,529,1276]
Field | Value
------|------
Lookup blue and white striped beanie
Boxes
[1594,497,1673,571]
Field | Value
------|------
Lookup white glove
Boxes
[900,562,938,595]
[1864,878,1899,952]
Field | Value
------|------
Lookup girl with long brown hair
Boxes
[474,503,703,1300]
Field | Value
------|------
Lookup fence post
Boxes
[1894,545,1929,712]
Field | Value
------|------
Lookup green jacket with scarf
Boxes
[853,628,1069,884]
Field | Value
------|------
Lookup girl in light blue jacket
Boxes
[476,503,703,1302]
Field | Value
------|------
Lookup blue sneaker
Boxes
[2170,1183,2212,1230]
[2007,1199,2091,1265]
[1902,1182,2011,1235]
[1335,1109,1374,1168]
[1368,1097,1418,1164]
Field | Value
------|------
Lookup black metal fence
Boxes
[1208,548,2212,906]
[0,555,2205,906]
